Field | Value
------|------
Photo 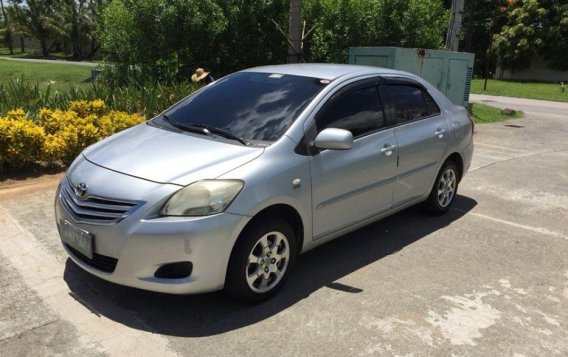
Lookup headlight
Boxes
[160,180,244,216]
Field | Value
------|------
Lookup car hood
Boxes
[82,123,264,186]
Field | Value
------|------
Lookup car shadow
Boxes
[64,195,477,337]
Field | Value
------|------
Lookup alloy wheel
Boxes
[246,231,290,293]
[437,168,457,208]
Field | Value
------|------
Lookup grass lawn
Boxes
[0,59,93,90]
[0,47,21,55]
[471,79,568,102]
[471,102,524,124]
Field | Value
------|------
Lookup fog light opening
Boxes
[154,261,193,279]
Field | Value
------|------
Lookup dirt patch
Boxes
[0,173,63,200]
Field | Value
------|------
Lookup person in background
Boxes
[191,68,214,85]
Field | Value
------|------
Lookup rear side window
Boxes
[387,84,429,123]
[424,92,441,115]
[316,86,384,137]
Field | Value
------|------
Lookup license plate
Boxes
[61,220,93,259]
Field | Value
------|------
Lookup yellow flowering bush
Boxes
[69,99,107,117]
[0,100,145,170]
[0,115,45,168]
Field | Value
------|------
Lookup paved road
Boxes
[0,56,99,67]
[471,94,568,118]
[0,101,567,356]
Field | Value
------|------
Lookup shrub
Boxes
[0,100,145,171]
[0,77,198,120]
[0,113,45,169]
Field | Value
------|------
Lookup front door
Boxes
[308,81,398,239]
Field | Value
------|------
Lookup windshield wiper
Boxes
[161,114,209,135]
[161,115,248,145]
[184,123,249,146]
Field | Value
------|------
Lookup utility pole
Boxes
[445,0,464,51]
[287,0,302,63]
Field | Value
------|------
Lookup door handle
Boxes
[380,144,397,156]
[435,128,446,139]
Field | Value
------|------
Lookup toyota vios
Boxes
[55,64,474,302]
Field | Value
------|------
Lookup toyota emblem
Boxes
[75,182,88,199]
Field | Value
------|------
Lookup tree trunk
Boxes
[40,37,49,57]
[20,36,24,53]
[464,0,476,52]
[287,0,302,63]
[88,41,100,59]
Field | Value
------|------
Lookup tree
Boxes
[10,0,63,57]
[57,0,97,59]
[540,0,568,70]
[215,0,287,74]
[303,0,449,64]
[100,0,226,83]
[1,0,14,54]
[492,0,547,72]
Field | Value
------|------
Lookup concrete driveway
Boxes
[1,96,567,356]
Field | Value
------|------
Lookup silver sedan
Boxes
[55,64,474,302]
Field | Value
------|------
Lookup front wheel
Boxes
[424,161,459,214]
[225,217,297,303]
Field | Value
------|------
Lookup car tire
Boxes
[424,160,459,215]
[225,217,297,303]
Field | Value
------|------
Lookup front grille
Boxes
[65,244,118,273]
[59,177,144,225]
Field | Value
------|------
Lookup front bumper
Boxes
[55,159,250,294]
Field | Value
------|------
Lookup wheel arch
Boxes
[444,152,464,182]
[231,203,305,258]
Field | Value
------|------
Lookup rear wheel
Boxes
[225,217,297,303]
[425,160,459,214]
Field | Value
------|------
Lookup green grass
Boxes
[471,79,568,102]
[0,59,93,90]
[471,102,524,124]
[0,47,21,55]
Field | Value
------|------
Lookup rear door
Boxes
[306,79,398,239]
[383,78,449,206]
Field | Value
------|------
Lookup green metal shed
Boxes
[348,47,475,108]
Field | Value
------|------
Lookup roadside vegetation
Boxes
[0,74,198,119]
[470,102,524,124]
[471,79,568,103]
[0,100,144,173]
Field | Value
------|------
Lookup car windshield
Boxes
[163,72,328,142]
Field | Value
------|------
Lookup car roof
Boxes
[242,63,410,81]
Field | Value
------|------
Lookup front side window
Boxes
[315,86,384,138]
[164,72,327,142]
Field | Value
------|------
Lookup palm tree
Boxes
[11,0,63,57]
[1,0,14,54]
[58,0,95,59]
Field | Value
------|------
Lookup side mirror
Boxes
[313,128,353,150]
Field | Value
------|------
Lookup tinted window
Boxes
[387,84,429,123]
[424,91,441,115]
[316,86,384,137]
[164,72,327,142]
